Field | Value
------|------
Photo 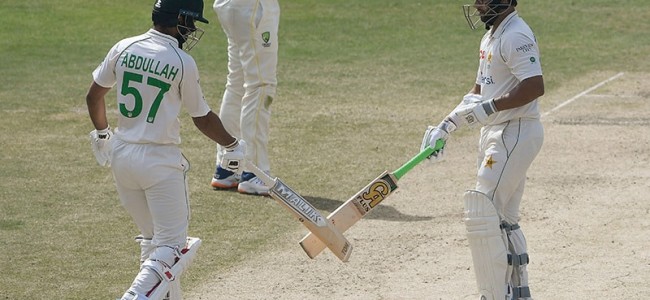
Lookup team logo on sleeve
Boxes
[262,31,271,47]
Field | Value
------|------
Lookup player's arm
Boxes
[86,81,114,167]
[492,75,544,111]
[494,31,544,111]
[469,83,481,95]
[85,81,111,130]
[193,111,245,172]
[192,111,237,147]
[180,56,237,147]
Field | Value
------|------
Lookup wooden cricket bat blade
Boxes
[244,160,353,262]
[298,141,445,259]
[299,171,397,259]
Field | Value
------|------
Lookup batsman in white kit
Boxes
[421,1,544,299]
[85,0,246,299]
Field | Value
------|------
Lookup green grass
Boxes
[1,0,649,298]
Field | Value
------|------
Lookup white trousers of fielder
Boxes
[213,0,280,173]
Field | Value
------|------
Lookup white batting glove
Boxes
[448,96,496,129]
[420,121,452,163]
[462,93,483,105]
[89,127,113,167]
[220,139,246,174]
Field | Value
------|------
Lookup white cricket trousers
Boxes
[111,139,190,249]
[213,0,280,172]
[474,118,542,299]
[475,118,543,224]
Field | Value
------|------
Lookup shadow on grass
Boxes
[304,196,433,223]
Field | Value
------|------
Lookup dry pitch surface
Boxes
[187,71,650,300]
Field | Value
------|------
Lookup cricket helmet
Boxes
[152,0,209,26]
[152,0,208,50]
[463,0,518,30]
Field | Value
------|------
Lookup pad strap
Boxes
[512,286,531,298]
[141,246,182,282]
[500,222,520,231]
[502,221,532,299]
[501,222,530,267]
[508,253,530,267]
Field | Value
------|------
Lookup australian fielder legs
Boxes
[211,0,280,195]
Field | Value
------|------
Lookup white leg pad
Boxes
[506,227,532,299]
[147,237,201,300]
[120,291,150,300]
[464,190,510,300]
[166,280,182,300]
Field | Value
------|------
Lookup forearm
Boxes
[493,75,544,111]
[469,84,481,95]
[192,111,237,147]
[86,82,111,130]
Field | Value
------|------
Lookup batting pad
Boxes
[147,237,201,300]
[464,190,510,300]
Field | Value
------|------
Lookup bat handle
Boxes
[244,160,276,187]
[393,139,446,179]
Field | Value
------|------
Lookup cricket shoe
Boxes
[238,171,270,196]
[211,166,240,190]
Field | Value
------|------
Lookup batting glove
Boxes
[420,122,452,163]
[462,93,483,105]
[220,139,246,174]
[89,127,113,167]
[449,98,496,129]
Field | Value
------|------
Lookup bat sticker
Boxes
[352,174,398,214]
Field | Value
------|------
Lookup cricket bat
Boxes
[298,139,445,259]
[245,160,353,262]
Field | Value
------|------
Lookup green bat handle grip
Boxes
[393,139,446,180]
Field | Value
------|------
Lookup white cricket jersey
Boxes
[476,12,543,124]
[92,29,211,145]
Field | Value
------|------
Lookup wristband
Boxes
[97,127,111,139]
[439,118,457,133]
[482,99,497,116]
[224,138,239,150]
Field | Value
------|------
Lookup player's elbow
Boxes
[192,113,210,131]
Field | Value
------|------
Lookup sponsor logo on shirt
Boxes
[480,75,495,85]
[516,43,535,53]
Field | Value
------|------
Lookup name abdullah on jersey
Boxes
[120,52,179,81]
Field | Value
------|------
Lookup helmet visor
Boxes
[177,15,204,51]
[462,1,511,30]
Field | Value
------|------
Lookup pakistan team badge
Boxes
[262,31,271,47]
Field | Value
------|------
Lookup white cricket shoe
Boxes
[211,166,239,189]
[238,173,270,196]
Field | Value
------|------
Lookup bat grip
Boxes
[393,139,445,179]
